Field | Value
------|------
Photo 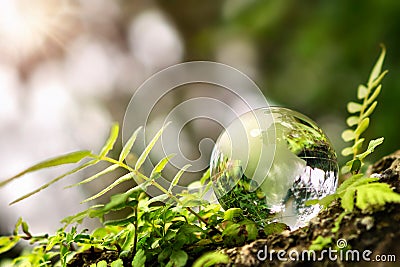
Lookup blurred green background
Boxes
[157,0,400,164]
[0,0,399,234]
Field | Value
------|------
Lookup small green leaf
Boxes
[341,165,351,175]
[352,138,365,152]
[110,259,124,267]
[132,249,146,267]
[193,252,229,267]
[9,159,99,205]
[346,116,359,127]
[0,236,20,254]
[96,261,107,267]
[61,205,103,225]
[0,150,92,188]
[13,218,23,235]
[347,102,362,113]
[135,122,170,170]
[145,194,169,206]
[150,154,175,179]
[341,147,353,157]
[104,215,136,226]
[245,222,258,241]
[357,137,384,160]
[200,169,210,185]
[99,123,119,157]
[223,208,243,221]
[81,172,135,203]
[119,126,142,162]
[357,84,368,99]
[368,45,386,87]
[370,70,388,89]
[367,85,381,105]
[169,250,188,267]
[168,164,191,193]
[341,188,356,211]
[21,221,30,236]
[68,164,119,188]
[341,129,355,142]
[124,179,152,197]
[362,101,377,119]
[354,118,370,137]
[367,137,385,151]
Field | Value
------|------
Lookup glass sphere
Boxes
[210,107,338,230]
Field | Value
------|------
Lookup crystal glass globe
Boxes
[210,107,338,230]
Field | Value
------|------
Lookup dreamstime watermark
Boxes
[257,238,397,263]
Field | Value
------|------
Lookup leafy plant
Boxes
[340,45,387,175]
[306,47,400,251]
[0,122,266,266]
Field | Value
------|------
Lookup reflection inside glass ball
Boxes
[210,107,338,230]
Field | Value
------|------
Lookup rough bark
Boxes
[219,150,400,267]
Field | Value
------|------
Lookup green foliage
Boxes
[0,150,92,188]
[132,249,146,267]
[0,122,271,266]
[341,45,387,175]
[192,251,229,267]
[308,47,400,215]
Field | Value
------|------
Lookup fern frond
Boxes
[341,46,387,174]
[355,183,400,211]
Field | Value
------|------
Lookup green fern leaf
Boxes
[341,129,355,142]
[99,123,119,157]
[356,137,384,160]
[61,205,104,225]
[362,101,377,118]
[366,85,381,105]
[135,122,170,170]
[356,183,400,211]
[119,126,142,162]
[357,84,368,99]
[354,118,369,137]
[346,116,359,127]
[150,154,175,179]
[9,159,99,205]
[67,164,119,188]
[168,164,191,193]
[368,45,386,86]
[341,188,356,211]
[81,172,135,203]
[0,150,92,187]
[347,102,362,113]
